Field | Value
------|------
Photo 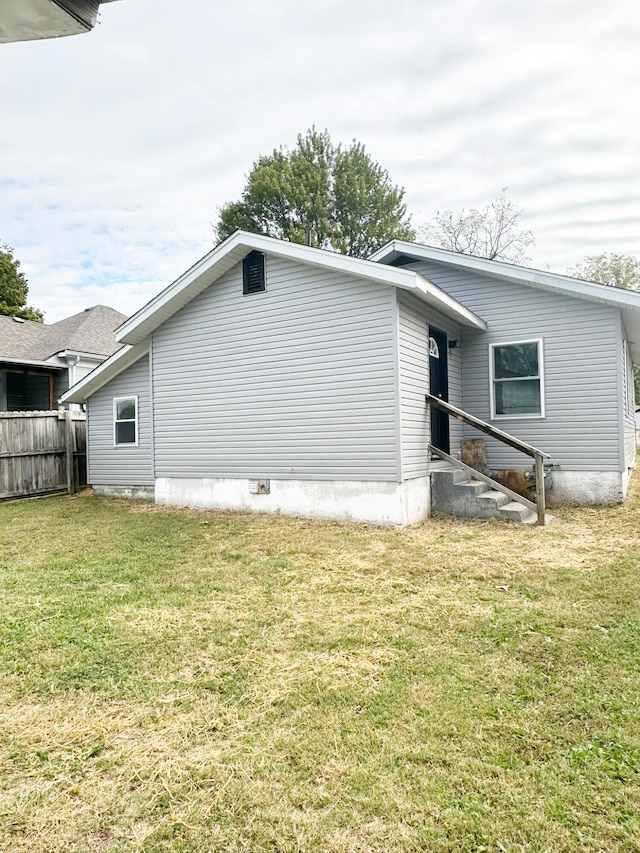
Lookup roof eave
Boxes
[60,343,147,404]
[53,349,110,361]
[373,240,640,362]
[117,231,485,346]
[400,278,485,330]
[371,240,640,311]
[0,356,65,370]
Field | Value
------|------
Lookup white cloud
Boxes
[1,0,639,321]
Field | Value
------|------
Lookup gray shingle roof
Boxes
[0,305,127,362]
[0,315,49,360]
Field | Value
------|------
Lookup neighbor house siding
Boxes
[53,371,69,407]
[87,354,154,485]
[396,260,621,471]
[151,254,400,481]
[397,290,462,478]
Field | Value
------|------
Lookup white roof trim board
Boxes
[371,240,640,360]
[61,343,147,405]
[64,232,485,404]
[116,231,485,347]
[0,356,65,370]
[63,233,484,404]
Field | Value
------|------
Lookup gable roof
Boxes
[115,231,485,347]
[370,241,640,361]
[35,305,127,359]
[0,315,49,361]
[0,305,126,365]
[62,231,486,405]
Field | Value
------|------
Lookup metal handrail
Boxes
[425,393,548,525]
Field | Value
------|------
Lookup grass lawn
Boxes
[1,481,640,853]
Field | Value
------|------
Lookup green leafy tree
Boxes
[567,253,640,291]
[215,128,415,257]
[568,252,640,401]
[0,243,44,322]
[421,190,534,264]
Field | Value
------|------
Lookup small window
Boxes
[114,396,138,445]
[490,340,544,418]
[429,336,440,358]
[243,251,266,294]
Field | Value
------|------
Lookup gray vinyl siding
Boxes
[152,255,399,481]
[87,354,154,486]
[397,260,622,471]
[397,291,462,478]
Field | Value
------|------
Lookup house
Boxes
[61,231,640,525]
[0,1,121,44]
[0,305,126,411]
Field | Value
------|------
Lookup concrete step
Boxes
[498,501,538,523]
[431,466,545,524]
[473,489,511,519]
[455,479,490,496]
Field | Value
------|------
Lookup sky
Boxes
[1,0,639,323]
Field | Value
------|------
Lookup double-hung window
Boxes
[490,340,544,418]
[114,396,138,445]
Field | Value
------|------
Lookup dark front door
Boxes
[428,326,450,454]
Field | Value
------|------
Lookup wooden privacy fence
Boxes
[0,410,87,500]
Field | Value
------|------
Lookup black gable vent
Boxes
[243,251,266,295]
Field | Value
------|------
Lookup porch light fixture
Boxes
[448,339,461,349]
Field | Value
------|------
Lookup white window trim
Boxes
[489,338,545,420]
[113,395,139,446]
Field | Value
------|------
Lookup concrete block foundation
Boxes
[154,476,431,527]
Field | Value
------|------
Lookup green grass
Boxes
[1,480,640,852]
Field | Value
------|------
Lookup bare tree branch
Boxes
[420,190,534,264]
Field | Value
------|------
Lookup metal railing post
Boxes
[425,393,550,526]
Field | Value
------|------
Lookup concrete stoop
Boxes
[431,466,538,524]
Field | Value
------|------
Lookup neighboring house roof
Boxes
[0,305,127,364]
[62,341,148,403]
[33,305,127,360]
[62,231,487,404]
[370,241,640,362]
[0,315,49,362]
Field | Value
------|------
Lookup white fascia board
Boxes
[401,275,485,329]
[372,240,640,359]
[51,350,107,363]
[60,342,148,404]
[0,356,65,370]
[117,231,485,346]
[371,240,640,311]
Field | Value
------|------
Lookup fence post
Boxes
[64,409,76,495]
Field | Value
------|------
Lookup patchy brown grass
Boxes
[1,476,640,851]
